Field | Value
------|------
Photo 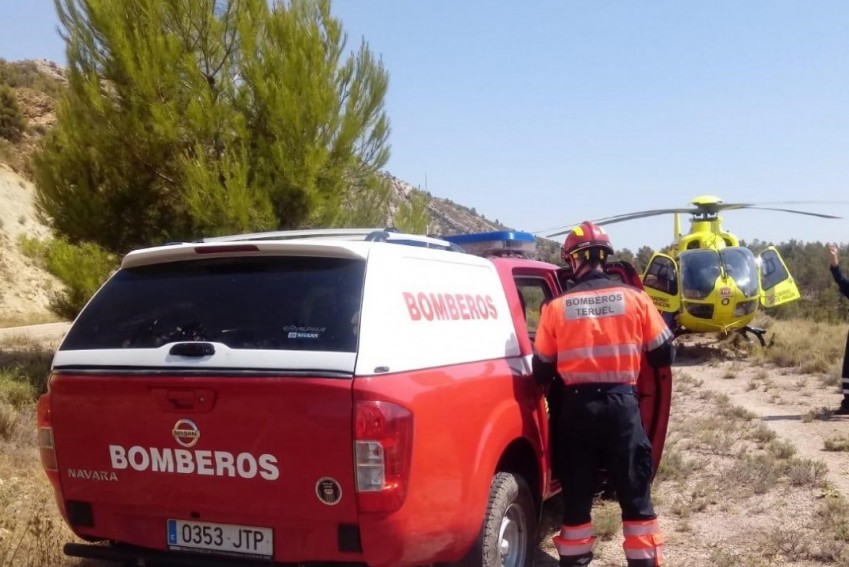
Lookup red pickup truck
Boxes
[37,229,670,567]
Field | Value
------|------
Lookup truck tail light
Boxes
[353,400,413,513]
[36,391,58,472]
[35,376,68,525]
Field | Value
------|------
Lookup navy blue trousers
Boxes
[555,387,657,567]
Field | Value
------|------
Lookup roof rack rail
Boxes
[202,228,378,242]
[200,228,463,252]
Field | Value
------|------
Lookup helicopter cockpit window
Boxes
[760,250,790,292]
[719,247,759,298]
[680,250,720,300]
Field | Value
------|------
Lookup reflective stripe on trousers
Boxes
[623,519,664,566]
[553,522,595,557]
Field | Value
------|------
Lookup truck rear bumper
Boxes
[64,542,368,567]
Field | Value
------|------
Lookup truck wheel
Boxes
[463,472,536,567]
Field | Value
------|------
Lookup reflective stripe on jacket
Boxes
[534,276,672,387]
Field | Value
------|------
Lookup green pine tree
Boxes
[34,0,398,254]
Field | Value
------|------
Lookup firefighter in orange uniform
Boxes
[534,221,674,567]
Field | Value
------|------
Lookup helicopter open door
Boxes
[758,247,801,308]
[641,253,681,314]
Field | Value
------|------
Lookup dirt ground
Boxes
[3,333,849,566]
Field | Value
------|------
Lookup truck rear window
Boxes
[61,256,365,353]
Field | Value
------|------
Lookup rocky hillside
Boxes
[0,60,66,321]
[0,59,559,322]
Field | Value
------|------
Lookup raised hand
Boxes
[828,243,839,267]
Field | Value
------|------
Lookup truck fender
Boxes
[457,397,543,554]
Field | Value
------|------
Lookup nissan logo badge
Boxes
[172,418,200,448]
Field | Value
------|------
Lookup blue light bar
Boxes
[443,231,537,258]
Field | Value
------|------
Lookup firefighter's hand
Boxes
[828,243,839,267]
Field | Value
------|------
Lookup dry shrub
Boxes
[748,422,776,445]
[784,458,828,488]
[0,505,66,567]
[820,493,849,543]
[0,400,16,441]
[656,448,700,483]
[720,404,756,421]
[0,359,43,444]
[766,439,797,459]
[758,527,811,563]
[708,547,739,567]
[803,407,834,423]
[0,338,54,395]
[693,416,738,454]
[728,454,782,495]
[818,372,840,390]
[669,480,716,518]
[0,378,36,409]
[824,435,849,452]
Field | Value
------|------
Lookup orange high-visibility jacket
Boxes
[535,278,672,386]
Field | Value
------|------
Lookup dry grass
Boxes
[0,337,54,395]
[748,316,847,376]
[0,334,74,566]
[592,501,621,541]
[0,313,62,329]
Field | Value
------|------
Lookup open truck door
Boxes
[758,247,801,308]
[553,262,672,477]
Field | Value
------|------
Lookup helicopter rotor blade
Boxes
[743,200,849,206]
[541,208,696,237]
[538,199,844,238]
[738,206,841,219]
[591,208,696,224]
[711,203,754,212]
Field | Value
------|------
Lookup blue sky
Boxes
[2,1,848,251]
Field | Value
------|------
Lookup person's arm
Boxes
[828,243,849,299]
[532,302,558,388]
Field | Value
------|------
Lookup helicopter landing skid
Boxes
[739,325,767,347]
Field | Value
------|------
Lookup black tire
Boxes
[461,472,536,567]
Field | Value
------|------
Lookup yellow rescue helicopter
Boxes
[546,196,841,345]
